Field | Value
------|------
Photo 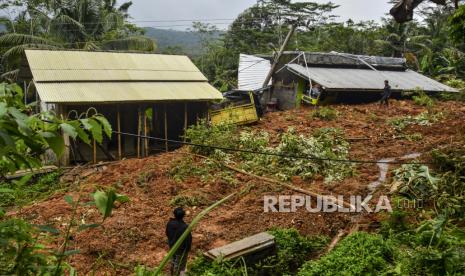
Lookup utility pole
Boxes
[262,24,296,88]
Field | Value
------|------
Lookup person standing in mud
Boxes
[166,207,192,276]
[380,80,392,106]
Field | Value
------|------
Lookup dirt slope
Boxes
[12,100,465,274]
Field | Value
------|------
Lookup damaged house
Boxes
[238,52,458,110]
[19,49,223,164]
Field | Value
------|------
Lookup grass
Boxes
[309,107,338,121]
[0,170,64,207]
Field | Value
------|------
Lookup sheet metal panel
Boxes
[25,50,206,82]
[35,82,223,103]
[286,64,458,93]
[238,54,271,91]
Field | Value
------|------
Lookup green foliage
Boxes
[449,4,465,45]
[185,122,353,182]
[185,120,237,156]
[93,189,129,222]
[188,256,247,276]
[393,149,465,218]
[188,228,328,275]
[0,0,156,73]
[388,111,443,132]
[0,83,111,176]
[0,188,129,274]
[412,91,435,107]
[310,107,339,121]
[0,170,63,207]
[298,232,392,275]
[257,228,328,275]
[0,219,52,275]
[170,194,208,208]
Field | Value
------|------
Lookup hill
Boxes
[11,99,465,274]
[143,27,223,56]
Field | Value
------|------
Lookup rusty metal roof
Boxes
[24,49,222,103]
[286,64,458,93]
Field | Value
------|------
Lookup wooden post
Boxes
[144,109,149,156]
[164,104,168,152]
[184,102,188,142]
[137,108,141,158]
[93,139,97,164]
[117,106,122,160]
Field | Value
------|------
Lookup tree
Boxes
[0,0,156,75]
[0,82,111,177]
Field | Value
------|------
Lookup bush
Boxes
[393,148,465,218]
[0,170,63,207]
[298,232,392,275]
[185,120,237,156]
[388,111,443,132]
[258,228,328,275]
[310,107,338,121]
[188,228,328,275]
[0,219,52,275]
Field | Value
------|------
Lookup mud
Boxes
[9,99,465,274]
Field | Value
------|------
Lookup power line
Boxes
[112,130,434,165]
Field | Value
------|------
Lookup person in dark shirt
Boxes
[166,207,192,276]
[380,80,392,106]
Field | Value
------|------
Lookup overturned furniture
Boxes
[205,232,275,263]
[19,49,223,165]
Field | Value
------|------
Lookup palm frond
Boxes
[100,36,156,52]
[1,43,59,65]
[51,14,85,33]
[1,69,19,82]
[0,33,55,47]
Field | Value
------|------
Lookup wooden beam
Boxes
[117,106,122,160]
[93,139,97,164]
[144,108,149,156]
[137,108,141,158]
[164,104,168,152]
[184,102,188,142]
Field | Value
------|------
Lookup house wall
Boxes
[58,101,208,164]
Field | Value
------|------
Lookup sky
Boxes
[127,0,393,30]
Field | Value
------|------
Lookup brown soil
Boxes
[10,100,465,274]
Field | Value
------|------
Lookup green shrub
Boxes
[413,93,435,107]
[298,232,392,276]
[170,194,208,207]
[310,107,338,121]
[188,228,328,275]
[0,170,63,207]
[185,120,237,156]
[0,219,52,275]
[258,228,328,275]
[389,111,443,132]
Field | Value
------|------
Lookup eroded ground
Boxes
[10,100,465,274]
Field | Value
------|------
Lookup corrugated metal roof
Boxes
[35,82,222,103]
[24,50,223,102]
[286,64,458,93]
[25,50,206,82]
[238,54,271,91]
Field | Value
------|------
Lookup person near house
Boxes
[380,80,392,106]
[166,207,192,276]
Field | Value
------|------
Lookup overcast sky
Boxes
[127,0,393,30]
